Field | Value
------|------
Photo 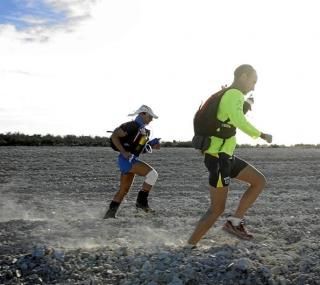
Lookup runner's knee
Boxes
[254,172,267,188]
[145,169,158,186]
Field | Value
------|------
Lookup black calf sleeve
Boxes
[137,190,149,204]
[109,201,120,210]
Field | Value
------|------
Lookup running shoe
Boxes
[103,208,117,219]
[136,202,155,213]
[222,220,253,240]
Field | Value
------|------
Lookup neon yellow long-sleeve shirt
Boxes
[205,88,261,156]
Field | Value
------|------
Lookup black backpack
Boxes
[193,88,236,136]
[192,88,252,151]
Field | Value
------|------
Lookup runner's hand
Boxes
[152,143,161,150]
[121,151,132,160]
[149,138,161,149]
[260,133,273,143]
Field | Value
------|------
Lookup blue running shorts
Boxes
[118,154,139,174]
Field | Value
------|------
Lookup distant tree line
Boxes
[0,133,110,147]
[0,133,319,148]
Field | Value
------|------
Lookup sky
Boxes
[1,0,320,146]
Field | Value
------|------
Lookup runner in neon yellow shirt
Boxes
[188,64,272,246]
[206,88,261,156]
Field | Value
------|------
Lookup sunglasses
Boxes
[142,112,153,119]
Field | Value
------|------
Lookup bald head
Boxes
[234,64,256,79]
[231,64,257,94]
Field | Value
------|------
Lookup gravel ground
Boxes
[0,146,319,285]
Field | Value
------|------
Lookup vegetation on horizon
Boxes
[0,133,319,148]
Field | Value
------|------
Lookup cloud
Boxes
[0,69,34,76]
[0,0,97,41]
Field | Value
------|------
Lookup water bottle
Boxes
[243,95,254,114]
[246,95,254,105]
[135,135,148,153]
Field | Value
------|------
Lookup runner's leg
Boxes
[232,163,266,218]
[188,186,229,245]
[130,161,158,211]
[104,173,135,218]
[130,161,154,191]
[113,172,135,202]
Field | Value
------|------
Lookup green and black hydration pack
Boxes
[192,88,251,151]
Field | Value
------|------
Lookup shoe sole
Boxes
[135,207,156,215]
[136,206,155,212]
[103,215,116,219]
[183,245,197,251]
[222,225,253,240]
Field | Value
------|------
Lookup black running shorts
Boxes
[204,153,248,188]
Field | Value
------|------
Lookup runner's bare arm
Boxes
[111,128,131,159]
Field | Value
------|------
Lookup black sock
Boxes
[109,201,120,210]
[137,191,149,206]
[104,201,120,218]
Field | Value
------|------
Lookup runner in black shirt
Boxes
[104,105,160,218]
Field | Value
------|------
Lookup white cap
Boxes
[128,105,159,119]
